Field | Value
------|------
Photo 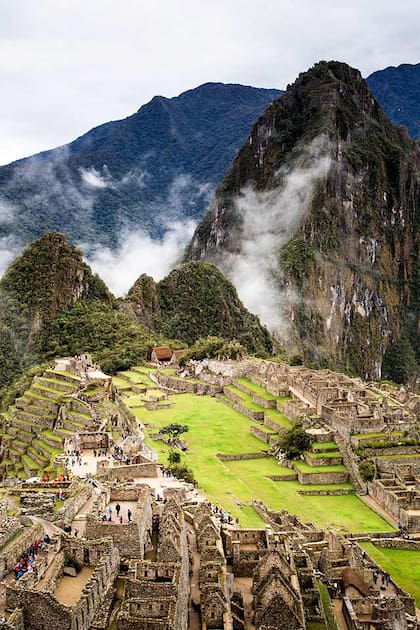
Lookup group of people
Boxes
[13,535,51,580]
[397,522,414,540]
[92,448,108,458]
[98,504,132,524]
[372,568,391,588]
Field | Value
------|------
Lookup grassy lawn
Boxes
[225,386,266,411]
[264,407,292,429]
[223,459,389,533]
[235,378,277,400]
[312,442,338,451]
[136,393,392,532]
[360,542,420,607]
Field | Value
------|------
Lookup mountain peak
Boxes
[186,61,420,380]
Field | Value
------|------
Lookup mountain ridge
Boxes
[185,61,420,381]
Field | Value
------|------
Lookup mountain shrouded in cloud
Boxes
[186,61,420,380]
[0,83,281,256]
[0,232,274,397]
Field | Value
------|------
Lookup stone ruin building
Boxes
[0,354,419,629]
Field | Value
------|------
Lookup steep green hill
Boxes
[0,233,163,395]
[126,261,274,355]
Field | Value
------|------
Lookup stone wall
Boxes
[303,453,343,467]
[0,523,44,579]
[54,481,94,525]
[250,425,274,444]
[216,452,269,461]
[6,537,120,630]
[98,462,159,480]
[220,392,265,421]
[85,487,152,559]
[296,470,349,485]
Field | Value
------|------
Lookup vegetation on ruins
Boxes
[358,459,376,482]
[178,336,246,365]
[274,423,312,460]
[161,423,189,451]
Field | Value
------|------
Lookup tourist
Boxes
[74,528,79,537]
[108,506,113,521]
[115,503,121,517]
[127,509,132,523]
[1,616,7,624]
[119,516,123,524]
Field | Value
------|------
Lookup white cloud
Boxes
[217,136,332,339]
[0,1,419,164]
[80,167,109,188]
[85,218,197,296]
[0,200,15,224]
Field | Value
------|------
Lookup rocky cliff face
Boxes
[186,61,420,379]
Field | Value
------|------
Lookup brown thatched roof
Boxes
[153,346,172,360]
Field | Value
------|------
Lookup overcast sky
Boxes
[0,0,419,165]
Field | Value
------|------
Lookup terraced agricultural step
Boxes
[311,441,338,452]
[9,407,52,428]
[250,424,278,445]
[61,418,85,432]
[304,451,343,467]
[20,391,59,411]
[293,461,349,485]
[27,447,50,468]
[45,369,81,385]
[263,409,292,432]
[31,383,64,401]
[69,399,92,415]
[33,438,62,457]
[22,454,40,475]
[41,431,63,449]
[36,376,78,393]
[66,410,91,423]
[15,398,56,418]
[5,414,42,433]
[13,440,29,455]
[54,427,76,438]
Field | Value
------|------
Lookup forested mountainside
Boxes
[367,62,420,140]
[125,261,274,354]
[0,83,281,249]
[0,233,274,401]
[186,61,420,382]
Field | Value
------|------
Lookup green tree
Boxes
[274,423,312,460]
[382,337,417,384]
[161,423,189,451]
[359,459,375,482]
[168,451,181,464]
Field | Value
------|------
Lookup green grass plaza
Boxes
[126,387,392,533]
